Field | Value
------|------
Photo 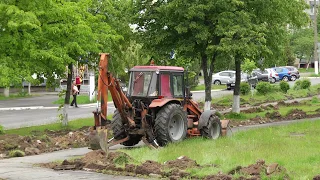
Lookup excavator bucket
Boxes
[97,127,109,154]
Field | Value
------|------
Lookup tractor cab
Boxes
[128,66,185,99]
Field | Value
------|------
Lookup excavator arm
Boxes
[93,53,134,127]
[91,53,135,153]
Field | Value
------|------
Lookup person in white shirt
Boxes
[70,81,79,108]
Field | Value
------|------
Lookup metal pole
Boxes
[314,0,318,74]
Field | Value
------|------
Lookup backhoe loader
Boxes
[89,53,229,152]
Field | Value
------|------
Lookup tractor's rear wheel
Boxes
[112,110,142,146]
[200,115,221,139]
[154,104,187,146]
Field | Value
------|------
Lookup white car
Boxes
[212,70,235,85]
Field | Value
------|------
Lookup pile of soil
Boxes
[0,129,90,159]
[0,125,112,159]
[44,152,291,179]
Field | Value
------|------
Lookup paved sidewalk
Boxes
[0,147,143,180]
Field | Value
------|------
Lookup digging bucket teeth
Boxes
[97,127,109,154]
[220,119,230,136]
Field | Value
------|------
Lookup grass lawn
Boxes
[4,117,95,136]
[224,99,320,121]
[0,93,33,100]
[123,120,320,179]
[298,68,314,73]
[213,84,320,107]
[53,95,113,105]
[191,84,226,91]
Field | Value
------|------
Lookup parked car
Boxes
[281,66,300,81]
[212,70,235,85]
[271,67,292,81]
[226,73,252,90]
[251,69,275,83]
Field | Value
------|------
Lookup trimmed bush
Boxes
[293,80,302,90]
[256,82,273,95]
[301,79,311,89]
[279,81,290,93]
[240,82,250,95]
[0,125,4,134]
[293,79,311,90]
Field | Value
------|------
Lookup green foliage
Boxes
[224,112,246,120]
[301,79,311,89]
[241,58,257,74]
[8,150,25,157]
[0,125,4,135]
[256,82,273,95]
[311,97,319,104]
[290,28,314,63]
[240,82,250,95]
[279,81,290,93]
[294,79,311,90]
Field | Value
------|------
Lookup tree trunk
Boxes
[201,53,215,110]
[232,56,241,113]
[28,83,31,95]
[4,87,9,97]
[62,63,73,126]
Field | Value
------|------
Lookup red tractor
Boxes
[90,53,229,152]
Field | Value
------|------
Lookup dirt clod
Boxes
[135,160,162,175]
[165,156,198,170]
[313,175,320,180]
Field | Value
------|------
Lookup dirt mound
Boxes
[0,128,91,158]
[242,107,263,113]
[277,100,301,107]
[314,175,320,180]
[265,111,282,119]
[45,152,292,180]
[135,160,162,175]
[165,156,198,170]
[229,160,288,177]
[285,109,307,119]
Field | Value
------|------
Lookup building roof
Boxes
[130,66,184,71]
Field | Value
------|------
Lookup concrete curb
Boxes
[0,102,114,111]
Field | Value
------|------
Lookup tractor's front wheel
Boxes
[200,115,221,139]
[154,104,187,146]
[112,110,142,146]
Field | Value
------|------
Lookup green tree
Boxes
[290,28,314,69]
[217,0,308,113]
[0,0,122,125]
[133,0,308,112]
[0,2,41,96]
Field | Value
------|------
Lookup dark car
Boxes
[226,73,258,90]
[281,66,300,81]
[272,67,292,81]
[251,69,271,82]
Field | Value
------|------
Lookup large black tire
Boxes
[154,104,188,146]
[200,115,221,139]
[111,110,141,146]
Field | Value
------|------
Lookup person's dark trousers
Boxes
[70,94,78,107]
[77,85,81,95]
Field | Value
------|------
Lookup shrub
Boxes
[9,150,25,157]
[240,82,250,95]
[256,82,273,95]
[301,79,311,89]
[0,125,4,134]
[293,80,302,90]
[279,81,290,93]
[311,96,319,104]
[294,79,311,90]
